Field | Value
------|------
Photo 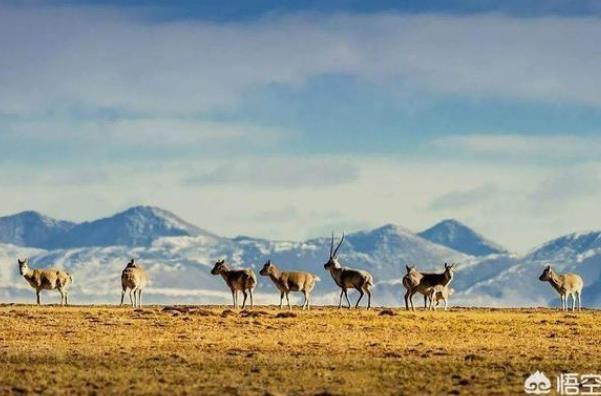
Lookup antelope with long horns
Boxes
[323,233,374,309]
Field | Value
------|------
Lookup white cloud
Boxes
[5,155,601,254]
[5,118,290,148]
[432,134,601,159]
[428,184,498,210]
[184,157,359,188]
[530,168,601,207]
[2,5,601,255]
[1,6,601,116]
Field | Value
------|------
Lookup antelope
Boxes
[259,260,320,310]
[211,259,257,309]
[539,265,583,312]
[403,263,455,311]
[402,265,423,310]
[18,258,73,305]
[323,233,374,309]
[120,259,149,308]
[427,284,454,311]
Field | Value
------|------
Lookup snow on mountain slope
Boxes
[418,219,507,256]
[47,206,219,249]
[526,231,601,262]
[0,243,50,300]
[1,206,600,308]
[0,211,76,249]
[455,230,601,307]
[0,223,470,306]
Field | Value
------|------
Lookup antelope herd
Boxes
[15,233,585,312]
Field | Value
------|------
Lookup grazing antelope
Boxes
[259,260,320,310]
[18,258,73,305]
[427,285,454,311]
[211,259,257,309]
[539,265,583,312]
[403,263,455,311]
[323,233,374,309]
[120,259,149,308]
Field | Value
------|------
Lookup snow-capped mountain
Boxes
[0,206,600,308]
[0,211,76,249]
[0,210,469,306]
[452,230,601,307]
[525,231,601,262]
[0,206,216,250]
[418,219,507,256]
[50,206,217,249]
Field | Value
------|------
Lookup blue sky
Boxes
[1,1,601,252]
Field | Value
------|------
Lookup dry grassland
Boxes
[0,305,599,395]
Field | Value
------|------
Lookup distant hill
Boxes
[0,206,217,249]
[418,219,507,256]
[0,211,76,249]
[2,207,601,308]
[49,206,218,249]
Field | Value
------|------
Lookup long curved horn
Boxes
[330,232,334,257]
[333,232,345,257]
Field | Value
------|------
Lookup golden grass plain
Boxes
[0,304,599,395]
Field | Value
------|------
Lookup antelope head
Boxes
[324,232,345,271]
[17,258,28,275]
[259,260,275,276]
[444,262,456,279]
[539,264,554,282]
[211,259,228,275]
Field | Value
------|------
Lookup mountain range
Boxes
[1,206,600,308]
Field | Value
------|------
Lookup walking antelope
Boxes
[323,233,374,309]
[120,259,149,308]
[211,259,257,309]
[403,263,455,311]
[18,258,73,305]
[539,265,583,312]
[259,260,320,310]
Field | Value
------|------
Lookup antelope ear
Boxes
[544,264,551,270]
[17,259,24,265]
[444,262,449,269]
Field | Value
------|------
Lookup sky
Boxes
[1,1,601,253]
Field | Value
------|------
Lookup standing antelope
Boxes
[323,233,374,309]
[18,258,73,305]
[211,259,257,309]
[403,263,455,311]
[259,260,320,310]
[539,265,583,312]
[402,265,423,310]
[120,259,149,308]
[427,285,454,311]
